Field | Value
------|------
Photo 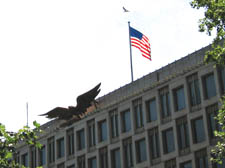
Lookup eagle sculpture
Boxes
[40,83,101,122]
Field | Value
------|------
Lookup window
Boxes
[219,67,225,93]
[48,136,55,164]
[30,146,36,168]
[121,109,131,133]
[192,117,205,143]
[111,148,121,168]
[110,109,119,138]
[123,137,133,168]
[57,162,65,168]
[162,128,175,154]
[67,128,74,156]
[21,153,28,167]
[77,129,85,150]
[39,145,46,166]
[176,116,190,154]
[173,86,186,111]
[149,127,160,162]
[206,104,220,140]
[203,73,217,99]
[180,161,192,168]
[78,155,85,168]
[88,157,97,168]
[98,120,107,142]
[187,73,201,107]
[165,158,176,168]
[133,98,144,128]
[87,119,96,148]
[57,137,65,158]
[159,86,171,122]
[195,148,208,168]
[67,164,75,168]
[99,147,108,168]
[146,98,157,122]
[136,138,147,163]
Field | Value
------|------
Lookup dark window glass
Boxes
[67,128,74,156]
[136,138,147,163]
[203,73,217,99]
[111,148,121,168]
[159,87,171,120]
[162,128,175,154]
[78,155,85,168]
[123,138,133,168]
[57,162,65,168]
[48,136,55,163]
[192,117,205,143]
[21,153,28,167]
[133,98,144,128]
[99,120,107,142]
[187,73,201,106]
[206,104,220,139]
[88,157,97,168]
[180,161,192,168]
[30,146,36,168]
[165,158,176,168]
[174,86,186,111]
[99,147,108,168]
[146,98,157,122]
[39,145,46,166]
[77,129,85,150]
[121,109,131,132]
[149,127,160,160]
[176,117,190,152]
[67,165,75,168]
[220,68,225,93]
[88,119,96,147]
[110,109,119,138]
[57,138,65,158]
[195,148,208,168]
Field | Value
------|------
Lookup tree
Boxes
[190,0,225,66]
[190,0,225,165]
[0,121,42,168]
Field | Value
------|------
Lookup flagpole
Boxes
[128,21,134,82]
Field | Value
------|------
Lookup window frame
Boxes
[146,98,158,122]
[66,128,74,156]
[191,117,206,144]
[173,86,186,111]
[162,128,175,154]
[133,98,144,129]
[121,109,131,133]
[135,138,147,163]
[98,119,107,142]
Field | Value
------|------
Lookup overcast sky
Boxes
[0,0,214,131]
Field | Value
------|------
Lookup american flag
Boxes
[129,26,151,60]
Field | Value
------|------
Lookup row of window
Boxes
[16,103,222,168]
[17,138,225,168]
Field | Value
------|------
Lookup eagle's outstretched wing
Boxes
[40,83,101,120]
[75,83,101,113]
[39,107,72,120]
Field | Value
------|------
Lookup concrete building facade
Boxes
[15,44,225,168]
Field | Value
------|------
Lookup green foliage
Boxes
[0,121,42,168]
[211,96,225,163]
[190,0,225,66]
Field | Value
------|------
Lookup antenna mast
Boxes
[26,102,29,127]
